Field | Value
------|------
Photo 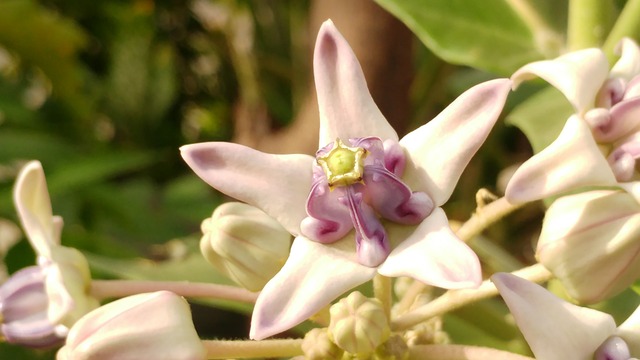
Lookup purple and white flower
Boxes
[182,20,511,339]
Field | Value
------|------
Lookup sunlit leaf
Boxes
[374,0,549,75]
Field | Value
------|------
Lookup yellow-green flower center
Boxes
[317,138,367,189]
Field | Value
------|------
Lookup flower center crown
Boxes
[317,138,367,189]
[301,136,434,267]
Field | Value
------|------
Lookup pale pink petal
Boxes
[378,208,482,289]
[399,79,511,206]
[611,38,640,82]
[13,161,57,258]
[180,142,313,236]
[249,236,376,340]
[492,273,617,360]
[511,48,609,114]
[625,75,640,100]
[617,306,640,356]
[505,115,617,203]
[314,20,398,146]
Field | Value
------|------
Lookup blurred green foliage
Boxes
[1,0,639,358]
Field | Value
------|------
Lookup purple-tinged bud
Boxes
[57,291,207,360]
[0,266,66,348]
[537,190,640,303]
[594,336,631,360]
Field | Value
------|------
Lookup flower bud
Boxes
[57,291,207,360]
[200,202,291,291]
[328,291,390,356]
[301,328,343,360]
[0,266,66,348]
[537,190,640,303]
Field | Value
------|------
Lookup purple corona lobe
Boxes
[301,137,433,267]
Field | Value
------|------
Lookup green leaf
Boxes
[374,0,548,75]
[506,85,574,153]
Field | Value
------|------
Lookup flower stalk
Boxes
[373,274,392,320]
[392,263,552,331]
[568,0,609,50]
[202,339,303,359]
[90,280,258,303]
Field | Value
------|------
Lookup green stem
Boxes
[568,0,610,50]
[456,196,525,243]
[408,344,534,360]
[603,0,640,60]
[90,280,258,303]
[202,339,303,359]
[391,264,552,331]
[373,274,392,320]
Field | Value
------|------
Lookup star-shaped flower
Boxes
[506,38,640,202]
[182,20,511,339]
[493,272,640,360]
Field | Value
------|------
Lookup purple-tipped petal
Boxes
[314,20,398,146]
[592,97,640,142]
[492,273,617,360]
[400,79,511,206]
[378,208,481,289]
[180,142,313,236]
[611,37,640,82]
[301,182,352,243]
[511,48,609,113]
[13,161,57,258]
[505,115,617,203]
[363,166,433,224]
[250,236,377,340]
[608,135,640,181]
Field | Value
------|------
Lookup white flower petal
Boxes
[399,79,511,206]
[492,273,617,360]
[617,306,640,356]
[611,38,640,82]
[505,115,617,203]
[511,48,609,114]
[314,20,398,146]
[13,161,57,258]
[378,208,482,289]
[249,236,376,340]
[181,142,313,236]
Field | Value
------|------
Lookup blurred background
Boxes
[3,0,629,358]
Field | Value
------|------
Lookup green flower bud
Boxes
[200,202,292,291]
[302,328,344,360]
[328,292,390,357]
